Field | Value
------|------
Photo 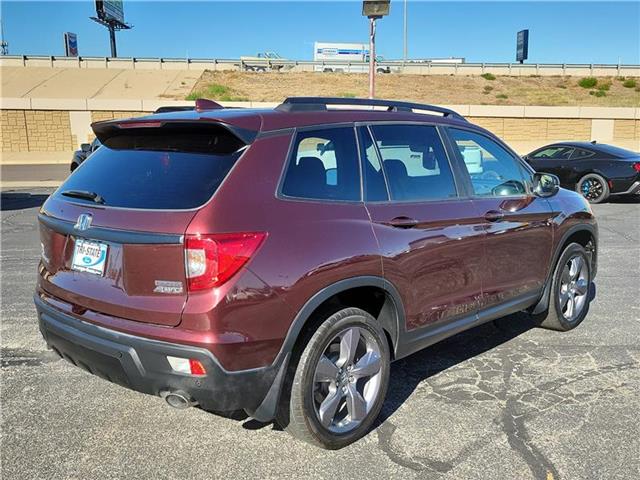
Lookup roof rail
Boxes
[275,97,466,121]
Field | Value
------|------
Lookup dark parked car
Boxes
[70,137,101,172]
[36,97,598,449]
[524,142,640,203]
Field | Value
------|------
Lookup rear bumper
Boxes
[610,180,640,196]
[35,294,278,414]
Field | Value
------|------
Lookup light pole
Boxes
[403,0,407,64]
[362,1,390,99]
[368,17,376,98]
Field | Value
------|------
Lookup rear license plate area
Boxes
[71,238,108,276]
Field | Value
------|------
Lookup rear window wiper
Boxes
[61,189,106,204]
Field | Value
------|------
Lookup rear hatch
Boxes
[38,118,255,327]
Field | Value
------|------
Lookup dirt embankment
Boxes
[189,71,640,107]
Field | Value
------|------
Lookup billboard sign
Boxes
[96,0,125,24]
[64,32,78,57]
[516,29,529,63]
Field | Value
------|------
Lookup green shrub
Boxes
[185,85,248,102]
[496,93,508,99]
[623,79,637,88]
[481,73,496,81]
[578,77,598,88]
[616,76,626,81]
[597,82,611,91]
[339,92,357,98]
[206,84,231,97]
[593,90,606,97]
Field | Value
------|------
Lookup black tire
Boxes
[577,173,609,204]
[278,307,390,449]
[535,243,592,331]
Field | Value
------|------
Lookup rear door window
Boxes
[281,127,361,201]
[532,147,574,160]
[57,125,245,210]
[368,124,457,202]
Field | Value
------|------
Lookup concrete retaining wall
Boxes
[1,100,638,163]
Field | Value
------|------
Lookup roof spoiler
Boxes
[275,97,467,122]
[91,119,258,146]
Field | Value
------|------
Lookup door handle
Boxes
[388,216,419,229]
[484,210,504,222]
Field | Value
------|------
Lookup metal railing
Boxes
[1,55,639,76]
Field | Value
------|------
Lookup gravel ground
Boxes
[1,189,639,480]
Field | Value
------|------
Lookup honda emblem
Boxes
[74,213,93,231]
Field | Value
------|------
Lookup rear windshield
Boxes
[594,144,638,158]
[57,128,245,210]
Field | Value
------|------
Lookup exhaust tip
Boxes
[160,390,196,410]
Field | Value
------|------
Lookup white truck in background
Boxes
[313,42,394,73]
[239,52,289,72]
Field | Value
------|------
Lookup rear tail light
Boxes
[184,232,266,291]
[632,162,640,173]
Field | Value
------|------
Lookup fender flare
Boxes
[249,275,405,421]
[530,223,598,315]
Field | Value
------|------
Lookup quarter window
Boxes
[449,128,527,197]
[281,127,361,201]
[571,148,594,160]
[368,125,457,202]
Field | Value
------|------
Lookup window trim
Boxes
[276,123,365,205]
[356,126,390,202]
[362,122,462,204]
[443,125,534,199]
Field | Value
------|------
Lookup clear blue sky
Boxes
[1,1,639,63]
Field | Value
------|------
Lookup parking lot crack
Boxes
[500,353,560,480]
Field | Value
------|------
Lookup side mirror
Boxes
[532,172,560,198]
[80,143,91,152]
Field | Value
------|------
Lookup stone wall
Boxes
[1,104,639,157]
[469,117,593,142]
[91,111,149,123]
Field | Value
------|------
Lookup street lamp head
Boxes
[362,0,390,18]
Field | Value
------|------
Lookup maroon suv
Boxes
[35,97,597,449]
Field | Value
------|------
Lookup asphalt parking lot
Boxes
[1,189,639,480]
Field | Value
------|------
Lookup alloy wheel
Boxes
[312,326,383,434]
[580,178,604,202]
[558,254,589,321]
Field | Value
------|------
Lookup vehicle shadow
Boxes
[0,192,49,211]
[237,312,538,433]
[607,195,640,204]
[375,312,536,426]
